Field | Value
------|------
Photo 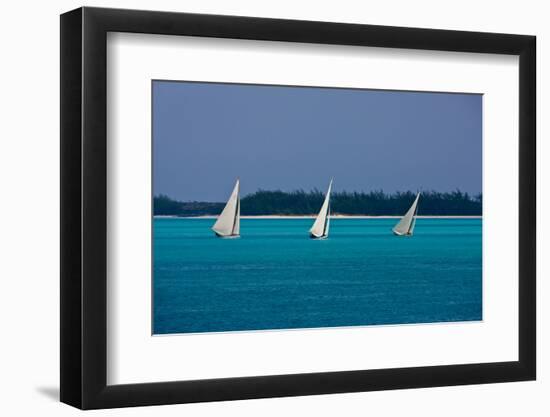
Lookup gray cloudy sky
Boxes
[153,80,482,202]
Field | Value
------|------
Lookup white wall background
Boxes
[0,0,545,415]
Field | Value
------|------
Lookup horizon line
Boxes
[154,188,483,204]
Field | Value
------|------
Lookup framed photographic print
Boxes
[60,6,536,409]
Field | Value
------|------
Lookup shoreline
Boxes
[155,215,482,219]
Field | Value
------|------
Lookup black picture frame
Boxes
[60,6,536,410]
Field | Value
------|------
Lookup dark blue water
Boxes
[153,218,482,334]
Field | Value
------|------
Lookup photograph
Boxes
[54,3,537,412]
[152,80,483,335]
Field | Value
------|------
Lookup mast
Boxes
[407,194,420,235]
[310,179,333,239]
[392,192,420,236]
[212,179,240,238]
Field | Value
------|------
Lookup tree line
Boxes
[154,189,482,216]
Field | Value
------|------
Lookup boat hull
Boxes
[310,233,328,240]
[392,230,413,236]
[214,232,240,239]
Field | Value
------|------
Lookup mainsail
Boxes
[310,179,333,239]
[392,192,420,236]
[212,179,240,238]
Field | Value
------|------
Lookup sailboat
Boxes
[212,179,240,238]
[392,192,420,236]
[309,179,333,239]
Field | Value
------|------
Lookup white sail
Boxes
[212,179,240,237]
[310,179,333,239]
[233,195,240,236]
[393,192,420,236]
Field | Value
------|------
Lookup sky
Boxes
[153,80,482,202]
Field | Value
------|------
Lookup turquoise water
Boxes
[153,218,482,334]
